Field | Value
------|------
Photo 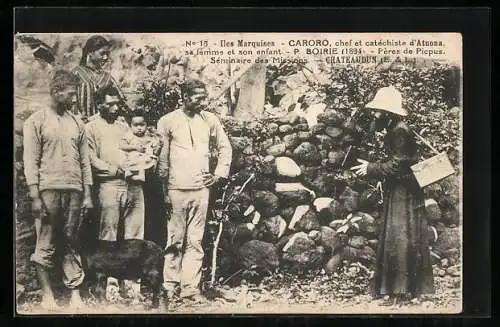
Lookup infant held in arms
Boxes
[119,110,163,182]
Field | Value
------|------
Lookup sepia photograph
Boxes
[14,31,463,315]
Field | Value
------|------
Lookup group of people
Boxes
[22,35,233,310]
[21,34,434,311]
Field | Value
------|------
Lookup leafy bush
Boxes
[318,64,461,159]
[136,79,181,126]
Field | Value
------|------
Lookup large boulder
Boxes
[339,186,361,213]
[343,245,376,264]
[328,199,346,220]
[323,252,343,274]
[236,240,280,274]
[279,124,294,134]
[275,233,294,252]
[432,227,460,258]
[300,165,320,183]
[222,116,245,136]
[329,219,345,230]
[230,222,258,247]
[243,120,267,139]
[252,190,280,217]
[287,205,310,230]
[277,114,300,125]
[282,133,300,150]
[311,122,325,134]
[294,208,321,232]
[253,176,276,191]
[281,232,325,270]
[294,123,309,132]
[356,213,378,238]
[229,136,254,155]
[259,138,276,152]
[266,143,287,157]
[256,215,287,243]
[317,226,342,254]
[280,206,296,222]
[276,189,313,208]
[342,212,378,238]
[348,235,367,249]
[313,197,334,212]
[315,198,343,225]
[425,198,442,222]
[310,171,337,197]
[297,131,313,141]
[442,207,460,227]
[275,157,301,178]
[258,159,277,177]
[293,142,321,166]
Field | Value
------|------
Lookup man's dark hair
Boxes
[125,109,148,125]
[95,85,121,105]
[180,79,207,98]
[50,70,80,93]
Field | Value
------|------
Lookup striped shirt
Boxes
[72,65,125,118]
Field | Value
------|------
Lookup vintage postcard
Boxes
[14,32,462,315]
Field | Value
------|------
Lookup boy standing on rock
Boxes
[156,79,232,302]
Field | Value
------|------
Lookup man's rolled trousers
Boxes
[24,109,92,290]
[23,69,94,309]
[157,99,232,299]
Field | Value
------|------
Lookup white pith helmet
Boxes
[365,86,408,117]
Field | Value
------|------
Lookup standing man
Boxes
[157,79,232,302]
[85,85,144,242]
[23,70,93,310]
[84,86,145,297]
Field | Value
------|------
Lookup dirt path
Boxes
[16,273,461,315]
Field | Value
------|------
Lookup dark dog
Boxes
[80,239,165,308]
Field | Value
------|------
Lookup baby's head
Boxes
[126,109,148,137]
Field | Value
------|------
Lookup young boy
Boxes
[119,109,163,182]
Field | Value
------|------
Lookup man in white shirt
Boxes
[157,79,232,302]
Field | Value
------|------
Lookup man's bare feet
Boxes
[376,295,396,307]
[68,289,87,311]
[39,296,61,312]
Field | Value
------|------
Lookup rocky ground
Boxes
[17,262,461,315]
